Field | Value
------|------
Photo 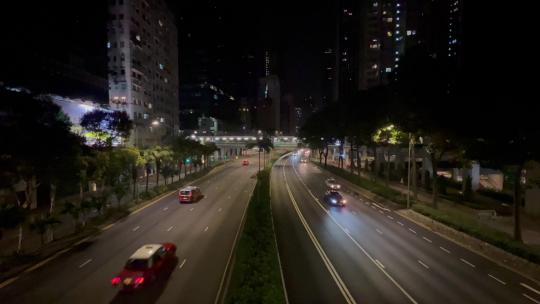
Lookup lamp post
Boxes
[407,133,412,209]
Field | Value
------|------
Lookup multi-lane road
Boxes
[0,156,258,304]
[271,154,540,304]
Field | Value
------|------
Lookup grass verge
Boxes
[413,204,540,264]
[226,168,286,304]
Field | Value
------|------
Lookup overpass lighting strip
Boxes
[289,158,418,304]
[282,163,357,304]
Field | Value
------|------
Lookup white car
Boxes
[325,178,341,190]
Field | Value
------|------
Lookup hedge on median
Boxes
[226,168,286,304]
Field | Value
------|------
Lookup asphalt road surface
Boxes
[0,155,258,304]
[271,154,540,304]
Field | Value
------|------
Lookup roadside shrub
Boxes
[413,204,540,264]
[477,188,513,204]
[140,190,156,200]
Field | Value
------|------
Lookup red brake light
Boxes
[111,277,121,285]
[134,277,145,285]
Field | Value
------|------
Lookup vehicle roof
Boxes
[327,190,342,195]
[130,244,163,259]
[180,186,199,191]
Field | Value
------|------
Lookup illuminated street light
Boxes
[152,120,159,126]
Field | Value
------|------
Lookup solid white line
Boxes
[376,228,383,235]
[289,161,417,304]
[422,237,433,243]
[372,202,391,212]
[523,294,540,304]
[460,258,476,268]
[0,276,19,289]
[522,283,540,296]
[387,215,394,220]
[101,223,115,231]
[418,260,430,269]
[132,226,140,232]
[204,226,209,232]
[78,259,92,268]
[440,246,451,254]
[74,237,90,246]
[163,207,168,211]
[344,228,350,234]
[214,183,256,304]
[488,274,506,285]
[283,168,356,304]
[408,228,417,234]
[24,248,70,273]
[190,207,194,211]
[375,259,385,269]
[179,258,187,269]
[397,221,404,226]
[218,208,223,212]
[167,226,174,232]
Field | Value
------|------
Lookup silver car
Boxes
[325,178,341,190]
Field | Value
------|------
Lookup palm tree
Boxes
[247,137,274,172]
[143,146,173,188]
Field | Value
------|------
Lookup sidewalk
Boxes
[324,160,540,247]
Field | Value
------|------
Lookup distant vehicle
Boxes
[300,158,308,163]
[111,243,177,291]
[325,177,341,190]
[323,190,346,206]
[179,186,203,203]
[242,159,249,166]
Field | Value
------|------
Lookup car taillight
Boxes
[111,277,121,285]
[134,277,145,285]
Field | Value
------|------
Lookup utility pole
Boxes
[407,133,412,209]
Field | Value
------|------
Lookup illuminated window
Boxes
[373,2,378,7]
[407,30,412,36]
[385,67,392,72]
[387,31,392,37]
[136,35,141,41]
[107,42,111,48]
[159,63,164,70]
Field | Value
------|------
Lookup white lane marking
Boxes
[371,206,376,210]
[163,207,168,211]
[24,248,70,273]
[288,162,417,304]
[418,260,430,269]
[344,228,350,234]
[378,210,384,215]
[488,274,506,285]
[74,237,91,246]
[521,283,540,296]
[179,258,187,269]
[372,202,391,212]
[101,223,115,231]
[364,202,369,206]
[440,246,451,254]
[387,215,394,220]
[523,294,540,304]
[460,258,476,268]
[190,207,194,211]
[376,228,383,235]
[408,228,417,234]
[0,276,19,289]
[375,259,385,269]
[132,226,140,232]
[422,237,433,243]
[283,169,356,304]
[204,226,209,232]
[218,208,223,212]
[78,259,92,268]
[397,221,404,226]
[167,226,174,232]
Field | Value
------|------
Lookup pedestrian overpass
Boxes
[189,134,299,157]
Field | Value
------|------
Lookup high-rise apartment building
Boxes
[107,0,179,147]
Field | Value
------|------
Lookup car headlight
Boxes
[341,199,347,204]
[336,185,341,189]
[331,199,337,204]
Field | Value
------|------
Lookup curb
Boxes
[0,163,228,289]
